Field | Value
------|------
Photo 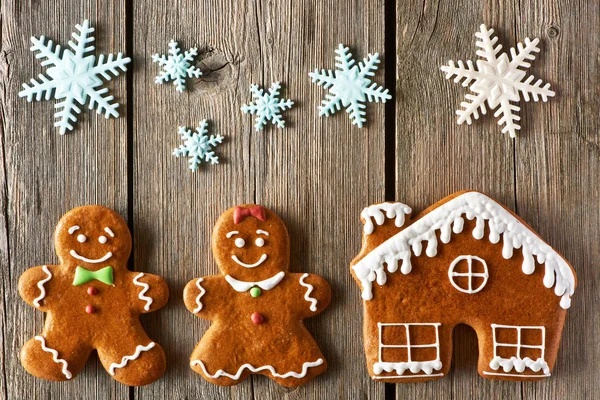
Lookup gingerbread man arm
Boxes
[129,272,169,313]
[295,273,331,318]
[183,275,225,321]
[18,265,55,311]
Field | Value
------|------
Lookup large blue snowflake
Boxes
[173,120,224,171]
[309,44,391,128]
[19,20,131,135]
[241,82,294,131]
[152,40,202,93]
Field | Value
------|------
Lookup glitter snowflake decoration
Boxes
[309,44,391,128]
[440,24,555,138]
[173,120,223,171]
[18,20,131,135]
[152,40,202,93]
[241,82,294,131]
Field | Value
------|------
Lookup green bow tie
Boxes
[72,266,114,286]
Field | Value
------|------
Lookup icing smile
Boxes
[231,254,268,268]
[70,250,113,264]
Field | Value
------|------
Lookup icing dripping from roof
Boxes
[352,192,576,309]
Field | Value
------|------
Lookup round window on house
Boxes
[448,255,489,294]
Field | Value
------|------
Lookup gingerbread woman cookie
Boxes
[19,206,168,386]
[351,191,577,382]
[183,205,331,387]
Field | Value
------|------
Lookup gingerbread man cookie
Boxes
[19,206,168,386]
[183,205,331,387]
[351,191,577,382]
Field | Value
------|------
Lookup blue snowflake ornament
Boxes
[19,20,131,135]
[152,40,202,93]
[241,82,294,131]
[309,44,391,128]
[173,120,223,171]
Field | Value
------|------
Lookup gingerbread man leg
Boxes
[20,331,92,381]
[96,327,166,386]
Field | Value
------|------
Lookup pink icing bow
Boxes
[233,206,267,224]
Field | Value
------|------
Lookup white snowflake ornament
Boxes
[309,44,391,128]
[19,20,131,135]
[152,40,202,93]
[241,82,294,131]
[173,120,223,171]
[441,24,555,138]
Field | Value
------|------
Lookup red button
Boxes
[85,305,96,314]
[87,287,98,296]
[251,312,264,325]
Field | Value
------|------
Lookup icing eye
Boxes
[255,238,265,247]
[77,234,86,243]
[235,238,245,248]
[98,236,107,244]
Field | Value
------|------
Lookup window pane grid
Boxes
[491,324,546,360]
[378,323,441,363]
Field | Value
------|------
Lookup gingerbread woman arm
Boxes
[295,273,331,317]
[129,272,169,313]
[18,265,55,311]
[183,275,225,321]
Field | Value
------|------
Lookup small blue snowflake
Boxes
[152,40,202,93]
[309,44,391,128]
[241,82,294,131]
[173,120,223,171]
[19,20,131,134]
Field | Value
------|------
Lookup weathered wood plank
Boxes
[515,1,600,399]
[395,0,522,398]
[131,0,253,399]
[0,1,129,399]
[248,1,387,399]
[132,0,386,399]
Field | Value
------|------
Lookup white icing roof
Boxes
[353,192,576,309]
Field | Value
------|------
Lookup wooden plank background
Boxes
[1,0,597,399]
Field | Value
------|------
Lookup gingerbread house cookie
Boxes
[18,206,168,386]
[350,191,576,382]
[183,205,331,387]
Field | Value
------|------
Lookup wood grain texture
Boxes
[0,1,130,399]
[395,0,599,399]
[1,0,598,398]
[132,1,385,399]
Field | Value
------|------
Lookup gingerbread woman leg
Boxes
[96,327,166,386]
[20,332,92,381]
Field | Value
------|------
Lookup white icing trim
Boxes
[104,227,115,237]
[489,324,550,375]
[68,225,80,234]
[231,254,267,268]
[299,273,318,312]
[374,322,442,376]
[489,356,550,375]
[132,273,153,311]
[33,265,52,307]
[374,361,443,375]
[193,278,206,313]
[353,192,576,308]
[191,358,323,380]
[35,336,72,379]
[448,255,489,294]
[256,229,269,236]
[373,373,444,379]
[483,371,550,378]
[109,342,155,376]
[226,231,239,238]
[225,271,285,292]
[69,250,112,264]
[361,202,412,234]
